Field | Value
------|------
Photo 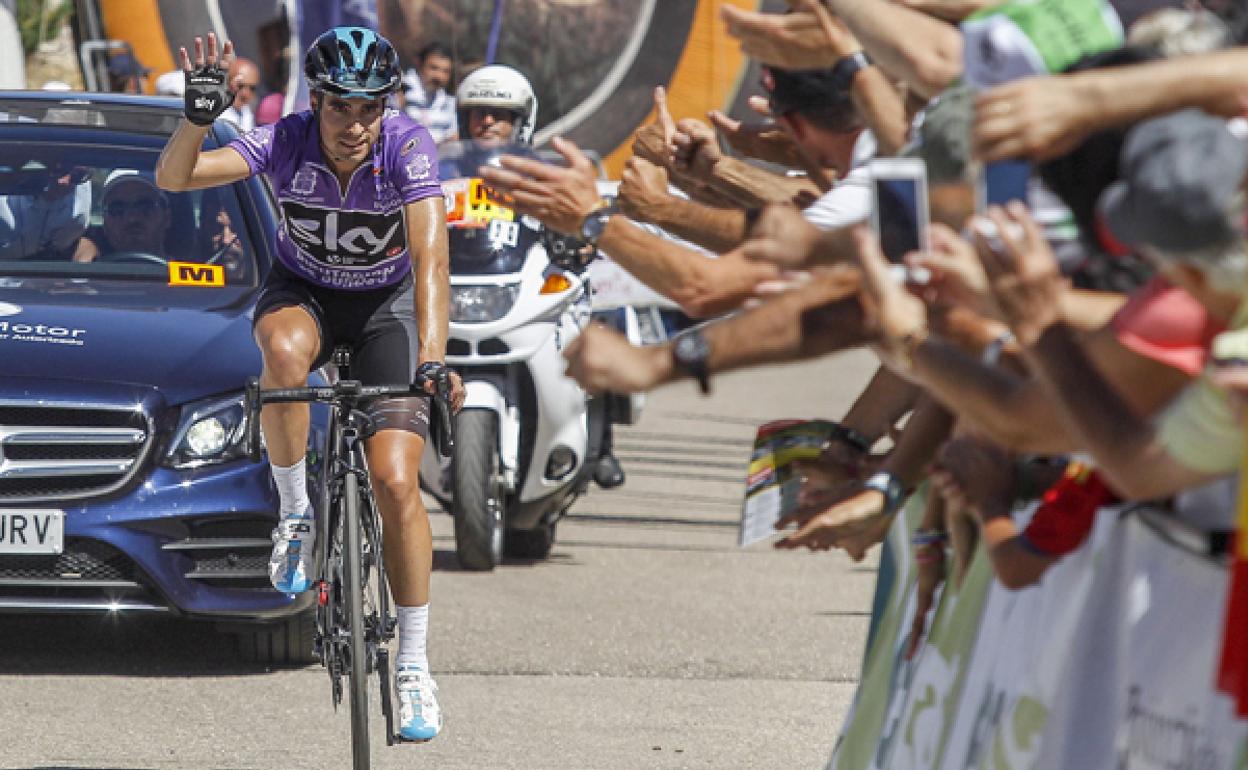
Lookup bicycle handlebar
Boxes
[243,373,456,462]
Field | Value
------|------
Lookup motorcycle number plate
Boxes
[445,178,515,229]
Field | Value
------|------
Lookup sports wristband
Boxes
[862,471,905,515]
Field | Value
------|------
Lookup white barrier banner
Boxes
[830,507,1248,770]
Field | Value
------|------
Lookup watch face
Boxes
[674,331,709,366]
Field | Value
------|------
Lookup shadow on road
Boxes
[0,613,302,676]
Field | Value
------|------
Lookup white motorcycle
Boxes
[421,142,641,571]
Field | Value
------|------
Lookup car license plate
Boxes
[0,510,64,554]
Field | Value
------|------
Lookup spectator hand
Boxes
[929,435,1016,523]
[708,110,806,170]
[672,118,724,182]
[562,323,670,395]
[906,223,993,315]
[740,204,821,269]
[478,136,601,236]
[775,487,894,560]
[618,156,673,224]
[631,86,679,169]
[722,2,859,70]
[974,77,1092,163]
[972,203,1067,347]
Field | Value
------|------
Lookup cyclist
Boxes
[155,28,464,742]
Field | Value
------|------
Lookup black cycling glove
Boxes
[183,64,235,126]
[415,361,452,397]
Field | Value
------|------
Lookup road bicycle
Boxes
[244,347,454,770]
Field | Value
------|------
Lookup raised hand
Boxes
[631,86,680,169]
[739,204,822,269]
[905,223,992,315]
[722,1,858,70]
[179,32,238,126]
[477,136,602,236]
[562,323,670,395]
[671,118,724,182]
[708,109,805,170]
[774,486,893,559]
[974,76,1093,163]
[971,203,1067,346]
[617,156,673,224]
[852,225,929,369]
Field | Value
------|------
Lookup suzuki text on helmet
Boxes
[456,65,539,146]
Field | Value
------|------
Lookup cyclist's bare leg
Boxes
[363,430,433,606]
[255,306,321,592]
[254,306,320,464]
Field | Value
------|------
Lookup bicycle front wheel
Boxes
[343,472,371,770]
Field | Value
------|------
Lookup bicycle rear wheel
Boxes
[343,472,370,770]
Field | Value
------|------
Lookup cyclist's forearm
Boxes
[408,200,451,362]
[156,120,212,191]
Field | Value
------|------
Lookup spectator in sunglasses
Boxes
[80,169,171,260]
[221,57,260,131]
[0,162,92,261]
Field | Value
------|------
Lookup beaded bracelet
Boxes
[911,529,950,547]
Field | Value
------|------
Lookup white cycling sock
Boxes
[396,604,430,671]
[271,457,311,519]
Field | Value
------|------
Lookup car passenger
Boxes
[0,163,92,261]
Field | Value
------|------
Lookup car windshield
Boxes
[0,142,259,286]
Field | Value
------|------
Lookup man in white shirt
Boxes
[403,42,458,144]
[220,57,260,132]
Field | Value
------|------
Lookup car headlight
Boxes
[164,392,249,469]
[450,284,519,323]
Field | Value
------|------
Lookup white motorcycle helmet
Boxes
[456,65,539,145]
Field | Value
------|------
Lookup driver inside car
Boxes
[76,169,172,262]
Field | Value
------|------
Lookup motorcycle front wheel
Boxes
[451,409,505,571]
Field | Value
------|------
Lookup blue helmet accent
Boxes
[304,26,401,98]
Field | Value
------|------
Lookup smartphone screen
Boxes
[981,160,1030,209]
[874,176,923,264]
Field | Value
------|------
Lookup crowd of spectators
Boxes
[472,0,1248,714]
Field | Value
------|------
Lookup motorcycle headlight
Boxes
[164,393,249,469]
[450,284,520,323]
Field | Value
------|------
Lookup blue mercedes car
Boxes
[0,92,326,663]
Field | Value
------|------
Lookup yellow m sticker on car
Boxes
[167,262,225,287]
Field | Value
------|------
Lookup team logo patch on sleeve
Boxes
[406,154,433,180]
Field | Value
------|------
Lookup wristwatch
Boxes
[672,328,711,395]
[861,471,905,515]
[579,202,618,248]
[832,51,872,94]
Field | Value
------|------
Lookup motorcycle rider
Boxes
[455,65,626,487]
[155,28,465,742]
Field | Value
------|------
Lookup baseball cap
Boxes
[902,85,973,185]
[1100,109,1248,254]
[108,52,151,78]
[154,70,184,97]
[101,169,164,201]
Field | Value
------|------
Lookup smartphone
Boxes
[869,158,930,265]
[978,159,1031,211]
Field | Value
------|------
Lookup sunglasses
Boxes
[104,198,164,218]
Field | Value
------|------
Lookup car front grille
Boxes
[0,403,152,502]
[0,537,167,612]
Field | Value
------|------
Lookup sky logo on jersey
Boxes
[283,202,406,267]
[168,261,225,287]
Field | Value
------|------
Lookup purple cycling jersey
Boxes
[229,109,442,290]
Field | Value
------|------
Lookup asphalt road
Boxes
[0,349,880,770]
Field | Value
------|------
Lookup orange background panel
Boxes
[602,0,757,178]
[99,0,177,94]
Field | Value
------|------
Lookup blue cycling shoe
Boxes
[396,667,443,742]
[269,513,315,593]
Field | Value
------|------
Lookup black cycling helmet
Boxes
[304,26,401,99]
